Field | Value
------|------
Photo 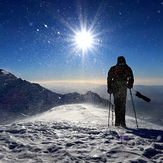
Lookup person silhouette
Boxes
[107,56,134,127]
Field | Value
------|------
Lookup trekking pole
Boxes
[108,94,111,126]
[129,89,139,128]
[112,98,114,126]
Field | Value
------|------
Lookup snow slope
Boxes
[0,104,163,163]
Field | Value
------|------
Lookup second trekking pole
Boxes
[129,89,139,128]
[111,98,114,126]
[108,94,111,126]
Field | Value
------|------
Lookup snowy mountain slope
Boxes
[0,104,163,163]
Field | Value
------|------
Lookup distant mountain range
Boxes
[0,69,110,124]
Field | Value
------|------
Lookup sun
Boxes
[75,30,93,52]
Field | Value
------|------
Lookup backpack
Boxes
[108,64,131,93]
[114,64,130,81]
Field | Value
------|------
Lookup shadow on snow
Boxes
[127,128,163,142]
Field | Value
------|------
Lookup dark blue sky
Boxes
[0,0,162,86]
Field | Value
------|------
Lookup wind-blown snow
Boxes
[0,104,163,162]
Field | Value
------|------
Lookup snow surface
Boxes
[0,104,163,163]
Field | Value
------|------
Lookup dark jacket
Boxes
[107,63,134,94]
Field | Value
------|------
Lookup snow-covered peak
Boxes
[0,68,17,80]
[1,69,9,75]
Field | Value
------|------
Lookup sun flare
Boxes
[75,30,93,52]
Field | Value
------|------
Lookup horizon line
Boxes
[30,79,163,86]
